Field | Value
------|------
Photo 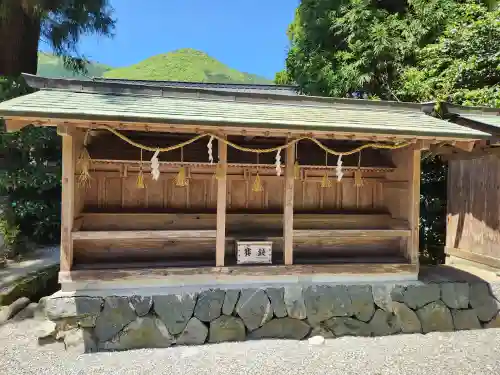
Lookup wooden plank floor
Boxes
[64,262,417,283]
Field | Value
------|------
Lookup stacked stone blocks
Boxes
[42,282,500,352]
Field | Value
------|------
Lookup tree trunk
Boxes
[0,3,41,76]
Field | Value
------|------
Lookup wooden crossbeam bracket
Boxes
[57,124,80,137]
[416,140,432,150]
[453,140,475,152]
[5,119,31,133]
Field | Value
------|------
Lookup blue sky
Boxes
[41,0,298,79]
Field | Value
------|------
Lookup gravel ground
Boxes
[1,318,500,375]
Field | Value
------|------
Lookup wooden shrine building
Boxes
[426,103,500,271]
[0,75,491,290]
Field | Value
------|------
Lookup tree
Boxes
[0,0,115,76]
[397,3,500,264]
[0,1,115,254]
[282,0,499,264]
[286,0,498,101]
[397,3,500,107]
[274,70,293,85]
[285,0,457,99]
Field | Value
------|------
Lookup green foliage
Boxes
[0,1,114,250]
[419,154,447,265]
[284,0,500,264]
[104,49,273,84]
[285,0,456,99]
[37,52,112,78]
[0,124,62,245]
[274,70,294,85]
[0,0,115,75]
[0,77,61,248]
[36,0,115,73]
[399,3,500,265]
[397,3,500,107]
[0,216,20,250]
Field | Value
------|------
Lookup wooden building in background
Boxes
[431,103,500,271]
[0,76,490,291]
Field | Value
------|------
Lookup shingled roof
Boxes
[0,74,492,140]
[442,103,500,133]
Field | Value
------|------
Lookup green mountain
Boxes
[36,49,273,84]
[37,52,111,78]
[103,48,272,84]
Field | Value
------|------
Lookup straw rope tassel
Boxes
[252,153,264,192]
[176,166,188,187]
[137,149,145,189]
[354,151,364,187]
[321,152,332,188]
[215,161,225,180]
[252,172,264,192]
[77,129,92,187]
[175,147,189,187]
[294,142,300,180]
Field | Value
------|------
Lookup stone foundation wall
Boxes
[41,282,500,352]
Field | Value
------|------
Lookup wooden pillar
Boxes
[407,146,421,267]
[283,144,295,265]
[215,139,228,267]
[57,126,76,272]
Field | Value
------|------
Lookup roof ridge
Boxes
[35,86,424,114]
[91,77,297,90]
[21,74,426,113]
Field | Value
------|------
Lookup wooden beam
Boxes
[57,124,80,137]
[429,144,456,155]
[59,130,76,271]
[416,139,432,150]
[445,247,500,269]
[79,212,407,231]
[60,263,418,283]
[440,148,494,162]
[407,147,421,267]
[293,229,410,238]
[283,143,295,265]
[382,181,408,190]
[71,225,409,240]
[13,116,484,143]
[5,119,30,133]
[215,138,228,267]
[72,230,217,240]
[453,141,475,152]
